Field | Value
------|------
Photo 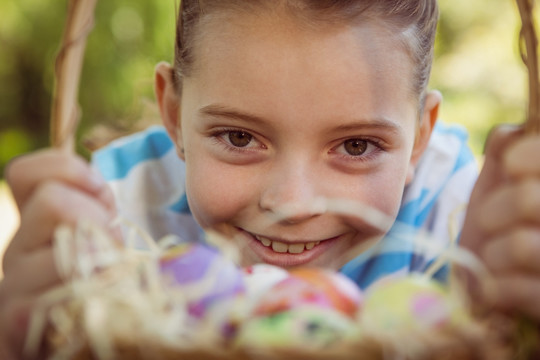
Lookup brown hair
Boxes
[172,0,438,104]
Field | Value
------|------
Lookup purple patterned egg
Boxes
[159,243,245,318]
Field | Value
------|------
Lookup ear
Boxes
[155,61,185,160]
[405,90,442,184]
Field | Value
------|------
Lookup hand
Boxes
[0,149,116,358]
[460,126,540,320]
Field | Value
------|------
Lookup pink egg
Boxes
[242,264,290,303]
[253,268,363,318]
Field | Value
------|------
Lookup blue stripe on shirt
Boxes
[396,189,430,227]
[169,194,192,214]
[93,126,174,181]
[397,140,475,228]
[452,139,476,173]
[435,122,468,141]
[341,252,412,290]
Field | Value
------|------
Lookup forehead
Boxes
[185,9,417,125]
[193,9,414,74]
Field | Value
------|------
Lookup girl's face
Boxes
[157,11,439,270]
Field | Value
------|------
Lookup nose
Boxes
[259,159,325,224]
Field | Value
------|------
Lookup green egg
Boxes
[235,306,360,350]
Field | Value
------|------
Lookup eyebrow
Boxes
[330,119,402,135]
[199,104,267,124]
[199,103,402,134]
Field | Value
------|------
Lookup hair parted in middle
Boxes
[172,0,439,106]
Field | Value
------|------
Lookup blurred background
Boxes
[0,0,530,272]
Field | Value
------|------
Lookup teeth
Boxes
[255,235,320,254]
[288,243,305,254]
[271,241,288,253]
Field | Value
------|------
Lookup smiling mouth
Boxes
[253,234,322,254]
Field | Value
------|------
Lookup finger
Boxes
[504,135,540,179]
[96,182,117,213]
[0,340,16,360]
[5,149,108,211]
[0,283,34,358]
[5,180,114,258]
[477,179,540,233]
[460,126,524,253]
[481,227,540,274]
[473,125,523,199]
[2,247,60,296]
[490,274,540,320]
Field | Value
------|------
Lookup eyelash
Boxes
[209,128,386,162]
[332,137,385,162]
[210,128,265,153]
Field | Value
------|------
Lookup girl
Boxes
[3,0,540,357]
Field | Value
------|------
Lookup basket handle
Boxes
[50,0,98,151]
[517,0,540,134]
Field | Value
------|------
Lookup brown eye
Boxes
[344,139,367,156]
[228,131,253,147]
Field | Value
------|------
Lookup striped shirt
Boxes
[92,123,478,289]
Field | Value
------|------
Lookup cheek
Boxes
[373,173,408,217]
[184,160,258,228]
[351,162,410,219]
[374,137,417,216]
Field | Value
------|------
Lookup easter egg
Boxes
[253,268,363,318]
[361,275,469,332]
[241,264,290,310]
[159,243,244,318]
[235,306,360,349]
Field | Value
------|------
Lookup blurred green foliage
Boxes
[0,0,176,175]
[434,0,527,156]
[0,0,530,178]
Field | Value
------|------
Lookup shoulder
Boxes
[399,122,478,227]
[415,122,477,190]
[92,125,175,181]
[91,126,200,241]
[422,121,476,176]
[397,122,479,273]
